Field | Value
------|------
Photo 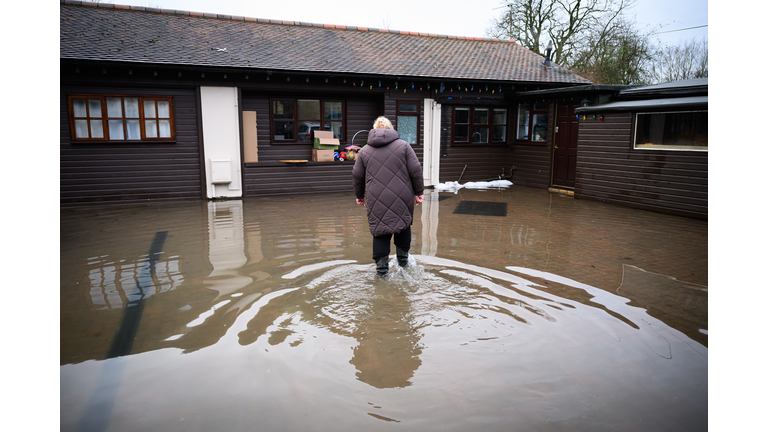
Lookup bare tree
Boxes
[650,39,708,83]
[570,16,656,84]
[486,0,635,67]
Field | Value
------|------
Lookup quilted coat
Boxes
[352,128,424,237]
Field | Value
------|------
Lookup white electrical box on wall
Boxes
[210,159,232,184]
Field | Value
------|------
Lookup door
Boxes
[552,103,579,188]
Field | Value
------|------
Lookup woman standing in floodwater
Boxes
[353,116,424,276]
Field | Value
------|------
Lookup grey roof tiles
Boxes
[60,1,591,84]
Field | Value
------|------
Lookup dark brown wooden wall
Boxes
[60,85,202,206]
[241,93,383,196]
[575,112,708,219]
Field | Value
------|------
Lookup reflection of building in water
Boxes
[205,200,253,300]
[87,256,183,310]
[421,190,439,257]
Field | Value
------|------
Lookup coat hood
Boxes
[367,128,400,148]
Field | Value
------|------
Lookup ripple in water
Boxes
[61,255,707,432]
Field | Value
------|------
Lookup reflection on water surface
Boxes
[61,188,707,431]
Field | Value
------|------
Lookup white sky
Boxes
[94,0,708,48]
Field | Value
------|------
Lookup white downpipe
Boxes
[422,99,441,187]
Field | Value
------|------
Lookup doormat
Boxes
[452,201,508,217]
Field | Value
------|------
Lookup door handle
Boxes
[554,145,559,149]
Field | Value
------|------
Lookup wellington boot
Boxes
[396,246,409,267]
[375,257,389,276]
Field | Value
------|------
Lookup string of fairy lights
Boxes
[256,70,593,107]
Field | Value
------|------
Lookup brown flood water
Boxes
[60,186,707,432]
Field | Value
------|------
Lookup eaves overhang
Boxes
[575,96,708,113]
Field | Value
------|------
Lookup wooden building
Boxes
[574,79,708,220]
[60,1,591,206]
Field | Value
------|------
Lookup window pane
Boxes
[73,99,87,117]
[493,125,506,141]
[107,98,123,118]
[400,103,417,113]
[88,100,102,118]
[159,120,171,138]
[494,109,507,125]
[397,116,417,144]
[145,120,158,138]
[534,101,547,111]
[124,98,140,118]
[157,101,170,118]
[298,100,320,121]
[516,104,530,140]
[298,122,319,141]
[75,119,89,138]
[635,112,708,150]
[471,127,488,143]
[454,125,469,142]
[274,121,294,140]
[273,100,294,120]
[324,122,343,140]
[324,102,342,120]
[532,113,548,142]
[474,109,488,124]
[109,120,125,140]
[144,101,156,119]
[455,107,469,124]
[90,120,104,138]
[126,120,141,140]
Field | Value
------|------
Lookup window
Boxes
[634,111,708,151]
[68,95,175,141]
[453,106,507,144]
[272,98,344,142]
[397,101,420,145]
[515,101,548,143]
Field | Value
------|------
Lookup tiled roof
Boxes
[60,1,591,85]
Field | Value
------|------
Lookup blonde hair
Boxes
[373,116,393,130]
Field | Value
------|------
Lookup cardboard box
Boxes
[313,130,340,150]
[312,149,335,162]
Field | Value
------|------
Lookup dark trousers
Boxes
[372,226,411,260]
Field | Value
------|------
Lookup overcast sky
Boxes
[93,0,708,48]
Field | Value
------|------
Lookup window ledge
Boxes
[512,141,548,146]
[451,142,509,147]
[245,160,358,168]
[67,140,177,145]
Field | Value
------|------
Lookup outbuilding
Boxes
[60,1,591,206]
[574,79,708,219]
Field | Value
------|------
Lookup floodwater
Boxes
[60,186,707,432]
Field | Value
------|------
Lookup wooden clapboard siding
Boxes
[241,94,382,196]
[575,112,708,219]
[60,85,203,206]
[507,144,551,188]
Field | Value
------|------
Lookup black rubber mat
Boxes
[452,201,508,217]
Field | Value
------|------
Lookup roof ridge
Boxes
[61,0,517,44]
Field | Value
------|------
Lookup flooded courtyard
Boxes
[60,185,707,431]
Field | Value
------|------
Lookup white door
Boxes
[200,86,242,198]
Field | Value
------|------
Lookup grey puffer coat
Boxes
[352,128,424,237]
